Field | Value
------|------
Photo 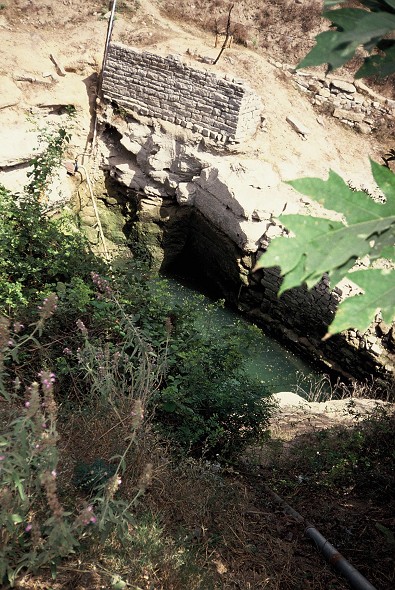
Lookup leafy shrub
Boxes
[154,320,274,458]
[0,185,103,314]
[0,122,277,586]
[0,371,84,586]
[0,122,276,587]
[0,300,155,586]
[56,272,274,460]
[25,123,72,198]
[254,160,395,335]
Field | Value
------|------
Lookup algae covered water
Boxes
[156,277,328,395]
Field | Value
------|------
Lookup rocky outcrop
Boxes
[99,105,303,254]
[0,76,22,110]
[94,105,394,383]
[271,59,395,136]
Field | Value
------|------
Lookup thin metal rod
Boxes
[103,0,117,69]
[91,0,117,155]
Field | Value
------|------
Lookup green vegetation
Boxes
[157,327,272,457]
[254,160,395,334]
[0,185,101,312]
[255,0,395,335]
[1,3,394,584]
[269,403,395,497]
[299,0,395,78]
[262,402,395,587]
[0,126,273,587]
[25,122,72,198]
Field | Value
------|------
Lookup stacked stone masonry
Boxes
[102,43,263,143]
[268,58,395,135]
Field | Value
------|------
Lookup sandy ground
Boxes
[271,392,392,439]
[0,0,387,194]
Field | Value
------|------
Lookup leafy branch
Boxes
[254,160,395,335]
[26,114,75,198]
[298,0,395,78]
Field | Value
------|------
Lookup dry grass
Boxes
[158,0,395,97]
[9,389,394,590]
[294,372,395,403]
[160,0,324,59]
[2,0,103,28]
[258,406,395,590]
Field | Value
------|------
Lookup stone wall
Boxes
[102,43,263,143]
[269,58,395,136]
[239,262,395,381]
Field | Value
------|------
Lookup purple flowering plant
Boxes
[0,290,160,586]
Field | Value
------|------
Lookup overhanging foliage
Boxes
[298,0,395,78]
[254,160,395,335]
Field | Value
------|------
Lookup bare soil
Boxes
[0,0,391,194]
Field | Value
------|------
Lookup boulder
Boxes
[176,182,196,206]
[273,392,310,407]
[0,125,41,167]
[355,122,371,135]
[286,115,310,137]
[330,79,356,94]
[333,108,365,123]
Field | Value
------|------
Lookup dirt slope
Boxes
[0,0,388,196]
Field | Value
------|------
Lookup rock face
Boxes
[0,77,22,110]
[95,105,395,383]
[99,105,303,259]
[0,126,41,168]
[193,160,289,252]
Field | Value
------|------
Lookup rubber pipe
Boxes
[267,488,377,590]
[304,524,377,590]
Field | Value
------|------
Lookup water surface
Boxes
[159,277,328,395]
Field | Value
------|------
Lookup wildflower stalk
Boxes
[76,274,166,413]
[97,399,145,530]
[0,295,58,402]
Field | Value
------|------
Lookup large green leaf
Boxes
[298,2,395,75]
[371,159,395,204]
[329,10,395,44]
[356,43,395,77]
[273,213,379,288]
[254,161,395,334]
[298,30,360,71]
[288,168,394,222]
[369,227,395,261]
[329,269,395,334]
[361,1,395,12]
[327,8,374,31]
